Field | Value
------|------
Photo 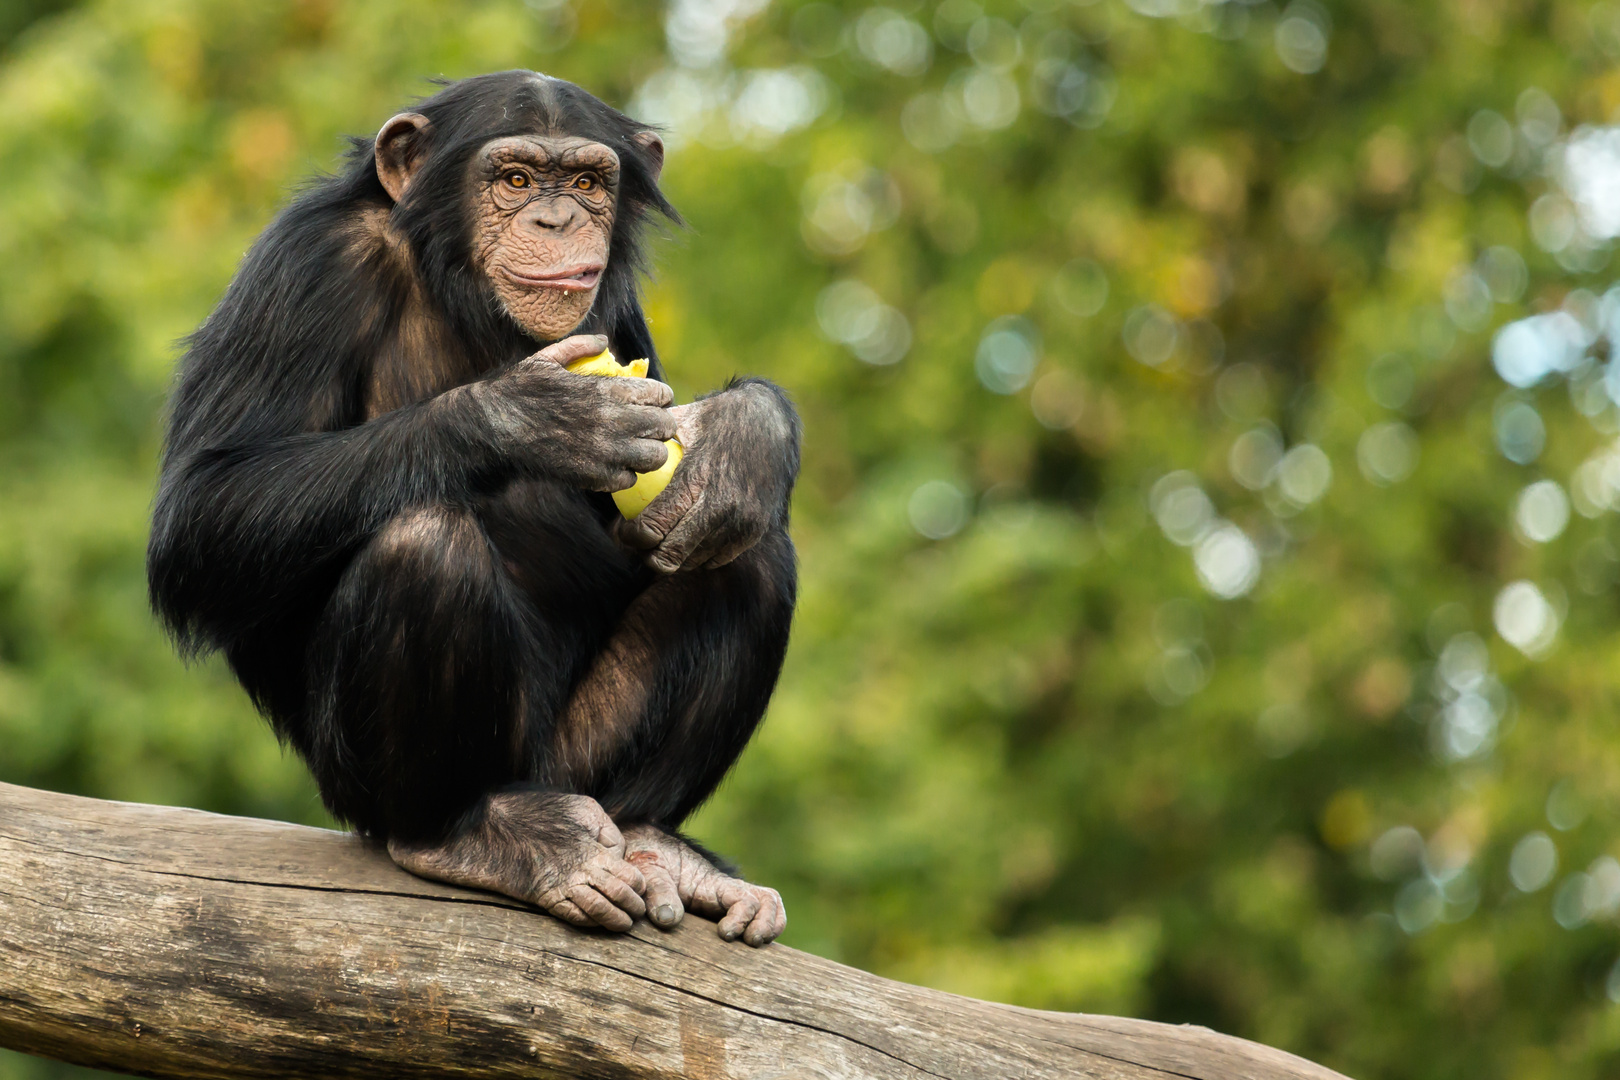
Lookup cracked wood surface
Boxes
[0,781,1355,1080]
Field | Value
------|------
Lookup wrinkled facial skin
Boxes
[471,135,619,342]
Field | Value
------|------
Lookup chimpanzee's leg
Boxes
[546,526,797,944]
[301,504,647,930]
[551,526,796,816]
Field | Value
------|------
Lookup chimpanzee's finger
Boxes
[600,377,675,408]
[622,488,686,545]
[587,866,647,919]
[585,847,645,897]
[567,882,635,932]
[743,890,785,947]
[634,491,708,571]
[614,515,662,551]
[716,890,762,943]
[526,334,608,368]
[612,438,671,476]
[590,469,638,495]
[647,508,714,574]
[657,504,749,573]
[544,896,594,927]
[610,403,678,442]
[640,864,684,928]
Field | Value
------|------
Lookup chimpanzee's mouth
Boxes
[502,265,602,291]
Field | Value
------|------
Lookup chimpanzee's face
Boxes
[469,134,619,342]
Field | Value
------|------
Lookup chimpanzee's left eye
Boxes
[573,174,596,192]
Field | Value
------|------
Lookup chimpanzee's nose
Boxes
[530,198,582,232]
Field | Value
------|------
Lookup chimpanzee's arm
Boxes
[149,200,673,653]
[152,394,491,650]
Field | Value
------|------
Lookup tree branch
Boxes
[0,781,1354,1080]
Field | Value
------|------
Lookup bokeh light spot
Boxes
[974,316,1039,393]
[1274,2,1331,74]
[1052,258,1109,318]
[1357,422,1419,486]
[1493,398,1546,464]
[1150,472,1215,546]
[1467,109,1514,168]
[1123,304,1180,367]
[1276,444,1332,507]
[854,8,930,76]
[1513,479,1570,544]
[1194,523,1261,599]
[1395,878,1442,934]
[952,67,1021,130]
[1585,857,1620,919]
[1510,831,1558,893]
[1547,779,1587,832]
[1229,425,1283,491]
[1494,580,1560,656]
[1492,313,1589,388]
[1529,192,1578,253]
[908,480,968,539]
[1559,125,1620,240]
[816,279,911,365]
[1477,246,1528,303]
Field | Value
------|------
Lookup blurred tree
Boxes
[0,0,79,55]
[5,1,1620,1078]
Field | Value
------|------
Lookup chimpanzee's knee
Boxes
[364,505,497,604]
[306,505,533,838]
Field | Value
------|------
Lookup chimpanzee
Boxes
[147,71,798,946]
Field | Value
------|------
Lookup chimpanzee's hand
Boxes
[621,825,786,946]
[388,791,649,932]
[615,379,799,574]
[468,334,677,492]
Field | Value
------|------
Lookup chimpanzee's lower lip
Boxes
[502,266,602,291]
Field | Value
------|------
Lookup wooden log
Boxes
[0,781,1354,1080]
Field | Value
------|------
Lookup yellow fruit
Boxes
[565,348,650,380]
[611,439,684,519]
[563,349,681,519]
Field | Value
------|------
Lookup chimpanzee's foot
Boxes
[621,824,786,946]
[388,791,647,932]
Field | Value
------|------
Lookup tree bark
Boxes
[0,781,1354,1080]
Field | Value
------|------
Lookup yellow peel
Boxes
[563,349,680,519]
[611,440,684,519]
[565,348,649,379]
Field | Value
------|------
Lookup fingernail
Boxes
[655,904,677,924]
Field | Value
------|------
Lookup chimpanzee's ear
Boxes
[632,130,665,184]
[375,113,433,202]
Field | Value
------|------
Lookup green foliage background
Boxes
[3,0,1620,1076]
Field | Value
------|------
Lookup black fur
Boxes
[148,71,797,846]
